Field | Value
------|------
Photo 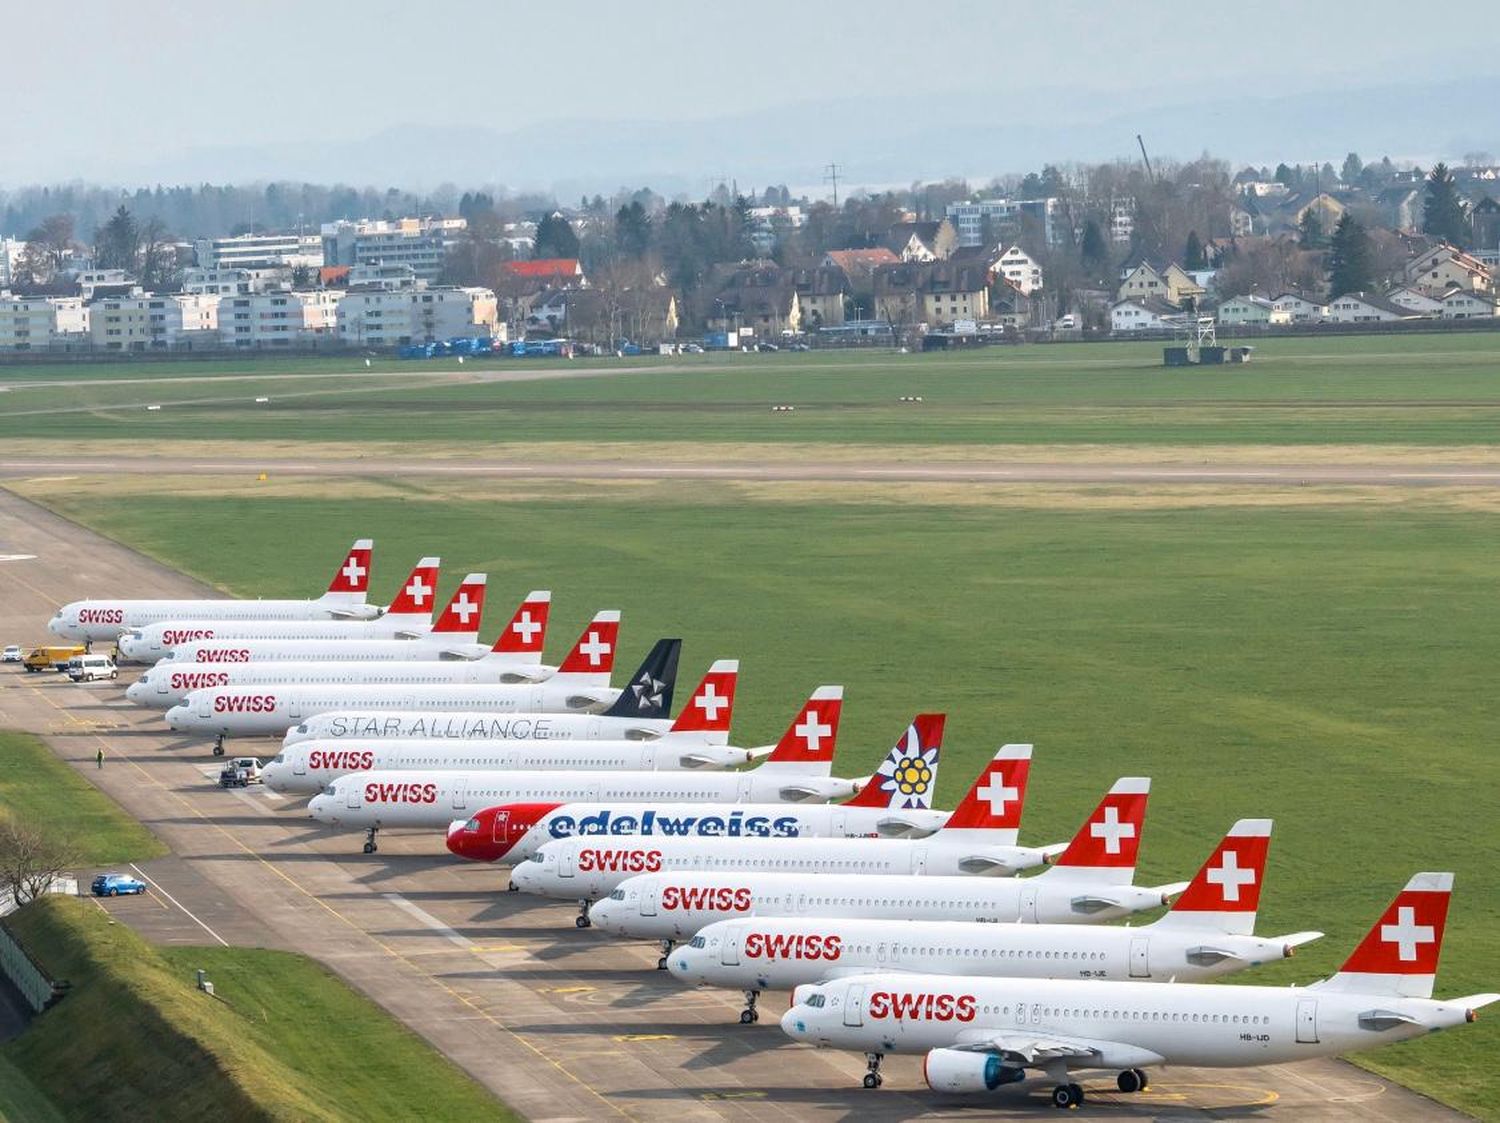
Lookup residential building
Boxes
[746,205,805,254]
[0,295,87,351]
[707,265,800,337]
[562,288,678,345]
[1471,197,1500,254]
[1322,292,1413,324]
[74,269,136,300]
[872,262,989,328]
[1228,205,1255,238]
[822,248,900,314]
[335,286,498,347]
[0,238,26,287]
[193,232,323,271]
[1116,260,1205,308]
[1385,285,1446,317]
[1110,297,1179,332]
[1440,288,1500,319]
[89,293,220,350]
[996,245,1044,295]
[1375,186,1424,234]
[503,259,585,287]
[320,218,465,282]
[1404,244,1494,293]
[787,267,849,330]
[1216,294,1277,325]
[1270,292,1326,322]
[945,197,1063,247]
[180,267,291,296]
[1110,197,1136,244]
[348,263,418,290]
[219,290,343,348]
[885,219,958,262]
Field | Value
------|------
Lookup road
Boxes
[0,486,1466,1120]
[4,455,1500,487]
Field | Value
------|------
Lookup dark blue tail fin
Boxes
[603,638,680,719]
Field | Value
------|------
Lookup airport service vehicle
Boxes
[780,873,1495,1105]
[267,659,761,795]
[588,776,1181,943]
[66,653,117,681]
[167,565,522,667]
[91,873,147,897]
[218,757,264,787]
[127,585,561,709]
[51,538,379,645]
[165,611,629,751]
[114,554,442,662]
[446,709,949,868]
[514,747,1086,911]
[670,819,1322,1024]
[305,663,867,854]
[23,644,86,672]
[2,645,20,663]
[282,638,683,748]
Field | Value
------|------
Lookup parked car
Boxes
[91,873,147,897]
[66,653,118,682]
[2,645,21,663]
[24,644,86,672]
[218,757,264,787]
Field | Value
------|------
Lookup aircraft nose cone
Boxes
[508,861,540,892]
[664,950,697,981]
[164,705,186,729]
[780,1008,807,1037]
[124,682,141,702]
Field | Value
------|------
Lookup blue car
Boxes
[91,873,147,897]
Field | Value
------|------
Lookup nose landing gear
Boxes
[362,827,378,854]
[737,989,760,1024]
[862,1052,884,1089]
[574,901,591,929]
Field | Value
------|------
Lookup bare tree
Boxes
[0,820,78,907]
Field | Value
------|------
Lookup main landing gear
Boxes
[1116,1068,1149,1094]
[212,735,225,757]
[657,939,675,970]
[362,827,379,854]
[737,989,760,1024]
[862,1053,884,1089]
[1050,1083,1085,1109]
[575,901,591,929]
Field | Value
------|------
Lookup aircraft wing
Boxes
[952,1031,1164,1070]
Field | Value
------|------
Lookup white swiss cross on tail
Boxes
[942,743,1031,831]
[557,610,621,677]
[324,538,373,596]
[492,591,551,655]
[1335,872,1454,991]
[760,685,843,765]
[1050,777,1150,872]
[432,575,487,634]
[668,660,741,736]
[1164,819,1273,932]
[386,558,441,617]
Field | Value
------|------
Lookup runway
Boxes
[0,486,1465,1120]
[4,455,1500,486]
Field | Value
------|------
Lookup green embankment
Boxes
[22,486,1499,1117]
[0,897,511,1122]
[0,730,165,864]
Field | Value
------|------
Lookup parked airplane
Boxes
[304,664,869,854]
[587,777,1180,943]
[168,578,540,667]
[165,610,626,752]
[780,873,1494,1106]
[127,586,561,709]
[115,554,456,662]
[280,638,682,748]
[265,670,770,794]
[510,749,1096,918]
[670,819,1322,1024]
[51,538,379,645]
[444,710,948,868]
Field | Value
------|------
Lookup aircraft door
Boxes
[721,930,740,966]
[1296,998,1319,1044]
[842,984,865,1026]
[1129,936,1150,978]
[292,753,306,776]
[491,809,511,845]
[451,778,467,810]
[155,674,168,696]
[344,782,360,810]
[196,693,212,719]
[737,775,754,803]
[288,698,302,721]
[1020,883,1039,923]
[640,885,658,916]
[831,809,846,836]
[558,849,575,878]
[911,848,928,875]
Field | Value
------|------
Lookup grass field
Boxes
[0,730,166,864]
[12,477,1498,1117]
[0,896,512,1122]
[3,333,1500,446]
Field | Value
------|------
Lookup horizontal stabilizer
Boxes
[745,745,777,760]
[1152,881,1191,900]
[1278,930,1325,949]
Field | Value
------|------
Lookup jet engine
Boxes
[922,1048,1025,1093]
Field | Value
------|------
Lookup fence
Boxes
[0,920,57,1014]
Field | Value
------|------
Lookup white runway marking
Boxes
[128,863,230,947]
[383,892,475,949]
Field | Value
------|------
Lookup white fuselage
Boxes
[283,710,675,747]
[669,916,1298,993]
[458,802,950,864]
[167,679,618,739]
[589,870,1173,940]
[169,636,489,664]
[263,738,756,794]
[116,615,419,662]
[128,656,556,708]
[782,971,1473,1071]
[514,832,1061,904]
[307,767,858,831]
[52,597,380,645]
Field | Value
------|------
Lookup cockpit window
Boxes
[807,995,826,1008]
[609,889,626,901]
[463,818,479,832]
[324,783,337,796]
[688,936,707,949]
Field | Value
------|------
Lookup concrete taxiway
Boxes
[0,486,1464,1120]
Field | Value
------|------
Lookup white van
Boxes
[67,653,118,682]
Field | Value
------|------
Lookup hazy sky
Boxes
[6,0,1500,186]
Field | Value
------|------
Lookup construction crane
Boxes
[1136,134,1156,185]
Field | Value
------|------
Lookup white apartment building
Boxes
[180,267,294,296]
[996,245,1044,294]
[219,291,343,348]
[89,293,220,350]
[193,233,323,270]
[321,218,465,282]
[0,238,26,287]
[336,286,497,347]
[945,197,1063,247]
[0,295,88,351]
